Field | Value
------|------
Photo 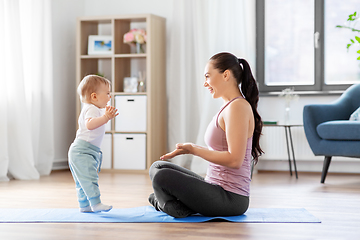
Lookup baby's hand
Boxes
[104,106,119,120]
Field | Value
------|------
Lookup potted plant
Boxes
[336,11,360,61]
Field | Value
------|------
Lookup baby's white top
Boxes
[76,103,105,148]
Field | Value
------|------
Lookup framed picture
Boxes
[88,35,112,55]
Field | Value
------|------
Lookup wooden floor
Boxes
[0,169,359,240]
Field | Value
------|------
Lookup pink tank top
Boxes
[204,97,252,196]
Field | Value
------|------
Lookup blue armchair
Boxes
[303,84,360,183]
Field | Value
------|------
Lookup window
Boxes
[256,0,360,92]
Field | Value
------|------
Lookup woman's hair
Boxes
[209,52,263,162]
[77,75,111,103]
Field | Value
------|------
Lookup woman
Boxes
[149,52,263,218]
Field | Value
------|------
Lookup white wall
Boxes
[82,0,173,17]
[51,0,85,169]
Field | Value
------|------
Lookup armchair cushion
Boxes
[317,120,360,140]
[350,106,360,121]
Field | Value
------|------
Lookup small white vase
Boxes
[136,42,144,54]
[284,100,291,124]
[284,106,290,124]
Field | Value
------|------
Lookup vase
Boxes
[284,107,290,124]
[284,101,291,124]
[136,42,144,54]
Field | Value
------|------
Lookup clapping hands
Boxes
[104,105,119,120]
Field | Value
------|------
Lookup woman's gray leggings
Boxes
[149,161,249,217]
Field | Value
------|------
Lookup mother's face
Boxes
[203,61,225,99]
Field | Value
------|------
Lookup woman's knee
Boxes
[149,160,161,180]
[149,160,171,180]
[151,167,174,189]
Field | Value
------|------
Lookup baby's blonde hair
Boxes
[77,75,111,103]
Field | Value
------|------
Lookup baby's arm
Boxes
[86,106,119,130]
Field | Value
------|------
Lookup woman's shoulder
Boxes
[221,98,252,121]
[228,97,251,112]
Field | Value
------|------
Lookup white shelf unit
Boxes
[76,14,167,172]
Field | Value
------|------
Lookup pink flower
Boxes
[123,29,147,44]
[123,32,135,43]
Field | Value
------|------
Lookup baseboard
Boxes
[256,158,360,174]
[52,158,69,170]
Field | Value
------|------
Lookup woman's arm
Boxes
[161,100,253,169]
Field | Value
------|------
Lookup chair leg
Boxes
[321,156,332,184]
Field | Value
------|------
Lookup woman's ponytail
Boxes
[238,58,263,163]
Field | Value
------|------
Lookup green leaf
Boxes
[347,44,352,49]
[356,36,360,43]
[351,39,355,43]
[357,50,360,54]
[348,12,357,21]
[357,56,360,60]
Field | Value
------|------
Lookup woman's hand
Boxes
[160,143,194,160]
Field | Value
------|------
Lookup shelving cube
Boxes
[76,14,167,172]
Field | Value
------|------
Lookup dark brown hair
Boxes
[209,52,263,162]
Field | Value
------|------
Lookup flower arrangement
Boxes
[123,29,147,53]
[279,87,299,123]
[279,87,299,105]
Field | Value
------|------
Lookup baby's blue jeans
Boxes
[68,139,103,208]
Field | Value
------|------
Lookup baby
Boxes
[68,75,118,212]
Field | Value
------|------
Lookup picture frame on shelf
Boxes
[88,35,112,55]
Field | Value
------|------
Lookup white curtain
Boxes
[167,0,256,174]
[0,0,54,181]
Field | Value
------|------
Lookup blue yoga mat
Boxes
[0,206,320,223]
